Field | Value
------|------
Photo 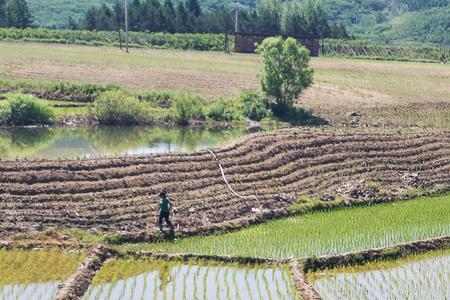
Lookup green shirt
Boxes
[160,197,171,213]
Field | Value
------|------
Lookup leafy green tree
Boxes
[281,3,307,36]
[5,0,31,28]
[256,0,281,34]
[257,37,314,108]
[186,0,201,17]
[0,0,6,27]
[162,0,176,33]
[175,2,188,32]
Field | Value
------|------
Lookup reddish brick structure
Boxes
[234,32,320,56]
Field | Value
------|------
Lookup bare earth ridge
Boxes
[0,128,449,238]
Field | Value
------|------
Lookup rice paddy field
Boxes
[121,194,450,258]
[83,258,296,300]
[309,250,450,300]
[0,41,449,299]
[0,249,85,300]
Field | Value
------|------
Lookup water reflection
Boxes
[0,126,249,160]
[84,261,295,300]
[0,282,61,300]
[312,253,450,300]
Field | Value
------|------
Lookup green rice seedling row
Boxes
[122,194,450,259]
[309,250,450,300]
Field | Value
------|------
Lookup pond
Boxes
[0,126,250,160]
[309,251,450,300]
[0,249,85,300]
[83,258,296,300]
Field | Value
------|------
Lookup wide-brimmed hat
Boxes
[159,190,167,197]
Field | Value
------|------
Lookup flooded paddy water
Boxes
[0,249,85,300]
[0,126,249,160]
[309,251,450,300]
[83,258,296,300]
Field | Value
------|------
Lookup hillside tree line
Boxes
[0,0,349,39]
[77,0,349,39]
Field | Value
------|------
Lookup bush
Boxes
[257,37,314,108]
[0,94,54,125]
[239,92,272,121]
[172,92,206,124]
[208,98,243,122]
[89,91,150,125]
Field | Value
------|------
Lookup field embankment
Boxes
[0,128,449,240]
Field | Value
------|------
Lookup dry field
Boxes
[0,128,449,238]
[1,42,449,128]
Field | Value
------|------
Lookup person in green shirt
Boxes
[159,190,173,232]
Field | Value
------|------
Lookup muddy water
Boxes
[0,126,250,160]
[84,259,296,300]
[311,252,450,300]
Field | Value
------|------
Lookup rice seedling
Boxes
[309,250,450,300]
[84,258,295,300]
[123,194,450,259]
[0,250,85,300]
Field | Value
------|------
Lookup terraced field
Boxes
[309,250,450,300]
[0,249,85,300]
[0,129,450,239]
[83,258,296,300]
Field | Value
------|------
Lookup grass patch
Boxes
[118,194,450,259]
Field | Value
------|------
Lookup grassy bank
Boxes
[119,194,450,259]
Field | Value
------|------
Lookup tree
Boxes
[186,0,201,17]
[0,0,6,27]
[162,0,176,33]
[281,3,308,36]
[256,37,313,108]
[256,0,281,34]
[175,2,188,32]
[5,0,31,28]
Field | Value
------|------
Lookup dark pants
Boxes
[159,211,172,227]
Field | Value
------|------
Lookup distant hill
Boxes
[27,0,450,45]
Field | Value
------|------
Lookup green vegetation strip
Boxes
[0,249,85,284]
[309,250,450,300]
[120,194,450,259]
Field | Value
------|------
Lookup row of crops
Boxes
[310,250,450,300]
[321,39,450,63]
[122,194,450,258]
[2,248,449,299]
[0,250,85,300]
[0,28,231,52]
[84,259,296,300]
[1,28,448,63]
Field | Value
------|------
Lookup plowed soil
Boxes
[0,129,449,237]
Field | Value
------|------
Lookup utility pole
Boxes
[234,1,239,33]
[124,0,129,53]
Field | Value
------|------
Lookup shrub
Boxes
[257,37,314,108]
[89,91,150,125]
[172,92,206,124]
[208,98,243,122]
[239,92,272,121]
[0,94,54,125]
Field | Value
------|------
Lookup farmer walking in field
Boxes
[158,190,174,232]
